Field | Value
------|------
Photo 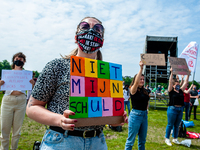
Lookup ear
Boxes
[75,35,78,43]
[101,39,104,47]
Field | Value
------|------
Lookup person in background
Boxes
[183,83,193,121]
[0,52,35,150]
[165,68,190,146]
[123,84,131,115]
[189,85,198,120]
[157,85,161,95]
[145,85,151,95]
[125,61,149,150]
[27,72,36,104]
[161,86,165,95]
[26,17,128,150]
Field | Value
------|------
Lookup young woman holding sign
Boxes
[165,68,190,146]
[125,61,149,150]
[0,52,35,150]
[26,17,128,150]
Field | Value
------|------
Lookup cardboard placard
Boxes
[141,53,166,66]
[69,56,124,127]
[1,70,32,90]
[168,57,190,75]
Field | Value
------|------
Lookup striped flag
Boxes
[179,42,199,72]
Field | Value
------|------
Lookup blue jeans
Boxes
[165,106,184,139]
[40,129,107,150]
[125,109,148,150]
[184,102,190,121]
[124,101,130,115]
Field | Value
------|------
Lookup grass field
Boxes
[0,92,200,150]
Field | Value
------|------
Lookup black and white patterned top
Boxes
[32,58,104,130]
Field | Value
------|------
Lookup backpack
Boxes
[109,125,122,132]
[178,121,187,138]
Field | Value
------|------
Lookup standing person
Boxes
[183,83,193,121]
[0,52,35,150]
[189,85,198,120]
[145,85,151,95]
[26,17,128,150]
[165,68,190,146]
[124,85,131,115]
[125,61,149,150]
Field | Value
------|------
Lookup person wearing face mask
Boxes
[125,61,149,150]
[183,83,193,121]
[123,85,131,115]
[189,85,198,120]
[0,52,35,150]
[26,17,128,150]
[145,85,151,95]
[165,68,190,146]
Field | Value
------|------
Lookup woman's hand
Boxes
[29,79,35,85]
[0,80,5,86]
[109,111,128,127]
[139,61,144,69]
[170,67,173,72]
[60,110,77,131]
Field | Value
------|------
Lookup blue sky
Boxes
[0,0,200,82]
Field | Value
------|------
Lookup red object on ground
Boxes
[186,131,200,139]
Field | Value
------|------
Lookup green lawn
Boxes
[0,93,200,150]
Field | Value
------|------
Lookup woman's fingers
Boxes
[63,110,75,118]
[60,117,77,131]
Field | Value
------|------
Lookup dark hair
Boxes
[172,79,179,85]
[63,17,104,60]
[130,74,148,95]
[11,52,26,69]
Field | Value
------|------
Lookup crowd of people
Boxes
[0,16,199,150]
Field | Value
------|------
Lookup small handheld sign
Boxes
[141,53,166,66]
[168,57,190,75]
[69,56,124,127]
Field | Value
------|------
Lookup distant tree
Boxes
[33,71,40,78]
[0,60,11,77]
[123,76,133,86]
[189,80,200,90]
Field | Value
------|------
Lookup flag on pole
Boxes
[179,41,199,72]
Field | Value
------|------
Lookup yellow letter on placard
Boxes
[110,80,123,98]
[85,58,98,78]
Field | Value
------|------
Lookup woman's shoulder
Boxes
[44,58,70,69]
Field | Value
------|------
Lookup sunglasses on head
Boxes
[78,21,104,34]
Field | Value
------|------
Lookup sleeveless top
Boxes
[169,88,184,106]
[131,88,149,110]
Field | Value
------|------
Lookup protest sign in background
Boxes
[141,53,166,66]
[1,70,32,90]
[168,57,190,75]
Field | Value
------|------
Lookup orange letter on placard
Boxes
[97,78,110,97]
[71,56,85,77]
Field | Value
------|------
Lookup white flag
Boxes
[179,42,199,72]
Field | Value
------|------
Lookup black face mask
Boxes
[14,60,24,67]
[125,87,128,90]
[175,85,180,91]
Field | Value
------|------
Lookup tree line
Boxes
[0,60,40,78]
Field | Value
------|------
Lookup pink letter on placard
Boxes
[71,76,85,97]
[102,97,113,116]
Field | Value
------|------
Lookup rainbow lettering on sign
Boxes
[69,56,124,119]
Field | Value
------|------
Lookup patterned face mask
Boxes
[76,29,103,54]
